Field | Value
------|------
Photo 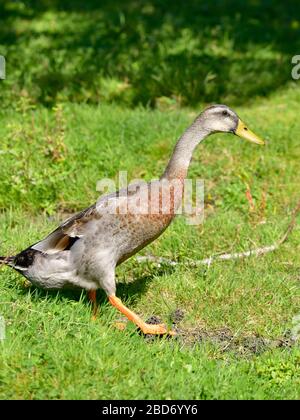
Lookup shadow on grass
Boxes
[13,263,176,308]
[0,0,299,107]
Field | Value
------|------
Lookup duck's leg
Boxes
[108,295,176,336]
[99,266,175,335]
[88,290,98,319]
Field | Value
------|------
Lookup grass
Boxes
[1,0,300,107]
[0,84,300,399]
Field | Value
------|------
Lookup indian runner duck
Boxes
[0,105,264,335]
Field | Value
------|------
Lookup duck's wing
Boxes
[10,203,101,269]
[31,184,143,254]
[31,203,97,254]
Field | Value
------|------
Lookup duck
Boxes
[0,105,264,335]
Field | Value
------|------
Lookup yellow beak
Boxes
[235,119,265,145]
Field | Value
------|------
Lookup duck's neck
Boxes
[161,116,210,181]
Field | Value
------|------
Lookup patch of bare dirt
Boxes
[144,308,298,355]
[179,327,296,356]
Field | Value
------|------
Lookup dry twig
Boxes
[136,200,300,267]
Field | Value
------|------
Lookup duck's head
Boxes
[200,104,264,145]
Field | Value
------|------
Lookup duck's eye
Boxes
[222,110,229,116]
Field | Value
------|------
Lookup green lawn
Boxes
[0,85,300,399]
[1,0,299,108]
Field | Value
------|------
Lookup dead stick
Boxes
[136,199,300,267]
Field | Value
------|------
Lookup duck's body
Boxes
[11,179,182,293]
[1,105,264,335]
